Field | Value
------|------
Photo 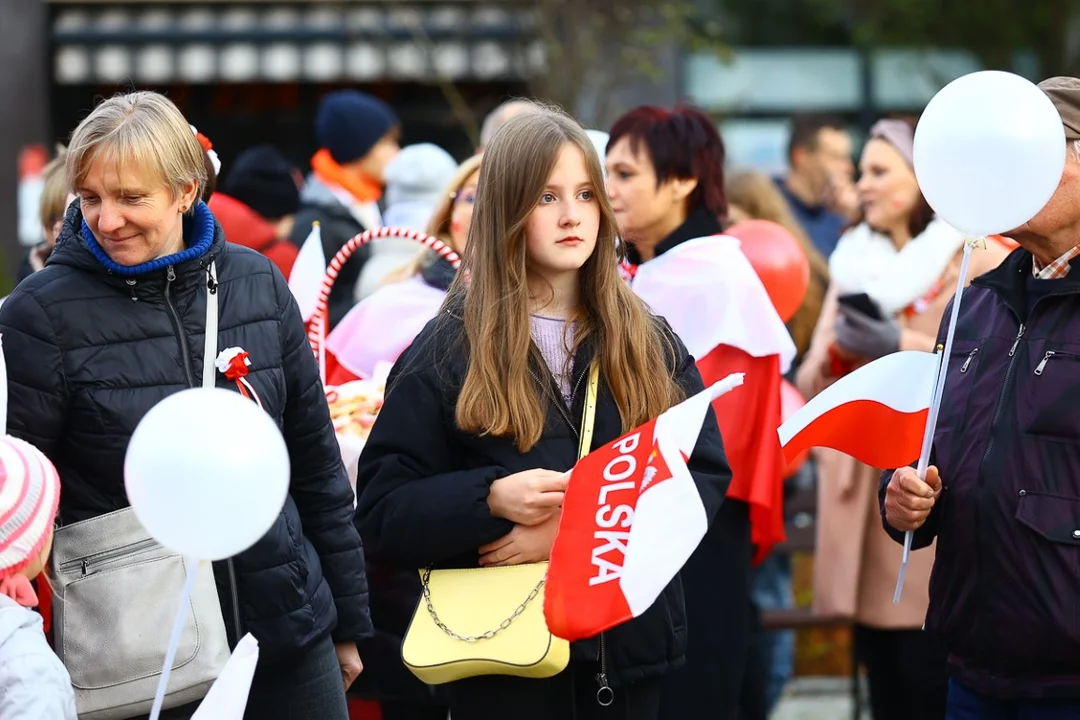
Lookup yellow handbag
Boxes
[401,362,599,685]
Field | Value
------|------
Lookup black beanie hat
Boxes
[221,145,302,220]
[315,90,399,164]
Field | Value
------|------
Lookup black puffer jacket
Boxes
[0,201,373,662]
[354,307,732,694]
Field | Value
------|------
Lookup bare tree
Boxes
[411,0,729,146]
[524,0,729,126]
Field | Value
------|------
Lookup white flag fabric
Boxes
[191,634,260,720]
[629,234,796,372]
[288,223,327,323]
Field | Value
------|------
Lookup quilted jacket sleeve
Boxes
[354,329,515,569]
[0,289,68,456]
[273,271,373,642]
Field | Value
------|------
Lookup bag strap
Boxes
[202,262,219,389]
[420,566,547,643]
[420,360,600,643]
[577,360,599,461]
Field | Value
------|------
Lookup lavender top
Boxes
[530,314,575,408]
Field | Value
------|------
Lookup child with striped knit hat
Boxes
[0,436,76,718]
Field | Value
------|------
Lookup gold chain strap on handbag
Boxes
[422,360,600,642]
[420,566,546,642]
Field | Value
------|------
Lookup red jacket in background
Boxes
[209,193,299,279]
[697,344,785,564]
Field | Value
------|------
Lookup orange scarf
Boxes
[311,149,382,204]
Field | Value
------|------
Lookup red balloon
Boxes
[780,379,809,478]
[725,220,811,323]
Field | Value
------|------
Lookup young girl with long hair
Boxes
[354,106,731,719]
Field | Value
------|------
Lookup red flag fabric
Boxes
[324,346,362,387]
[777,350,939,470]
[544,375,744,642]
[698,344,785,565]
[628,234,796,566]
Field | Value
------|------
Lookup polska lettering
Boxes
[590,432,644,586]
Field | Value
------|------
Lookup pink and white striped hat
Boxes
[0,436,60,581]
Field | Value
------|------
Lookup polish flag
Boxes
[630,235,796,563]
[545,374,744,642]
[325,278,446,385]
[288,222,327,325]
[777,350,939,469]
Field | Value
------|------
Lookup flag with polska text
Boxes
[543,374,743,641]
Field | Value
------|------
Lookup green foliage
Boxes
[709,0,1080,76]
[800,0,1077,75]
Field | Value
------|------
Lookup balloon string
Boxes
[149,557,201,720]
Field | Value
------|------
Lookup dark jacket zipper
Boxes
[961,348,978,373]
[1034,349,1080,375]
[596,633,613,705]
[163,264,244,645]
[164,266,196,388]
[973,321,1024,671]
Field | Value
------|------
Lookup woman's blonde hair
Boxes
[39,146,70,231]
[385,154,483,283]
[725,169,829,358]
[450,105,684,452]
[67,91,207,209]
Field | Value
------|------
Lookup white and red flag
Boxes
[777,350,939,470]
[629,235,796,563]
[544,373,744,642]
[288,222,327,325]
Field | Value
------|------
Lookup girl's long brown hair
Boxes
[449,106,684,451]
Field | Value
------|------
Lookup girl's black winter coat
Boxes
[354,308,732,689]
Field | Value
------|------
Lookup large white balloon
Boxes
[125,388,290,561]
[913,70,1066,237]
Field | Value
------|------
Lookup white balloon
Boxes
[125,388,290,561]
[913,70,1066,237]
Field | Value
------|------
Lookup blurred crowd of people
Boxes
[4,70,1080,720]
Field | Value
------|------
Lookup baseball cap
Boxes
[1038,76,1080,141]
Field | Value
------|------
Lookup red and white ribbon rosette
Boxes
[216,347,263,409]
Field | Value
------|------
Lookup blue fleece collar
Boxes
[82,201,215,277]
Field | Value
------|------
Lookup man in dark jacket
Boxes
[290,90,401,330]
[882,76,1080,716]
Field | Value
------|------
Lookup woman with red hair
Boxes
[605,105,795,720]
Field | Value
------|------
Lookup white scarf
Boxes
[828,218,967,315]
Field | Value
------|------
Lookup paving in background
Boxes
[770,677,868,720]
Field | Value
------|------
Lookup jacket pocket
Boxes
[1008,491,1080,670]
[934,341,983,434]
[1023,347,1080,443]
[1016,491,1080,549]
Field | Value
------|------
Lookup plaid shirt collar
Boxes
[1032,245,1080,279]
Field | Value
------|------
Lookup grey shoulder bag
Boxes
[46,262,231,720]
